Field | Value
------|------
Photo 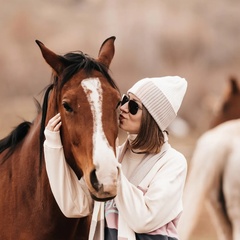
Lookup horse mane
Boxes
[0,98,41,164]
[0,121,31,165]
[0,51,119,166]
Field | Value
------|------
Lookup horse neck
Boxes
[22,113,42,159]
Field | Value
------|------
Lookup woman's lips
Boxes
[119,114,126,123]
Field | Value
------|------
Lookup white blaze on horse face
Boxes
[81,78,118,194]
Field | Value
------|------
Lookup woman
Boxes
[44,76,188,240]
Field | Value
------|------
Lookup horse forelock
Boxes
[60,51,119,92]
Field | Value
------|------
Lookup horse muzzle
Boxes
[88,164,119,201]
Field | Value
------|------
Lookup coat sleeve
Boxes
[115,151,187,233]
[43,129,93,218]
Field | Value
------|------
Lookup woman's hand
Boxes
[46,113,62,132]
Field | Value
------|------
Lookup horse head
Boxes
[36,37,120,201]
[210,76,240,128]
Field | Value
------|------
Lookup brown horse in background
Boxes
[179,77,240,240]
[0,37,120,240]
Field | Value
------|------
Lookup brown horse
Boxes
[0,37,120,240]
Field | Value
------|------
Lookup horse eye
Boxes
[63,102,73,112]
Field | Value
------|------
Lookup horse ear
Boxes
[229,76,239,94]
[97,36,116,68]
[35,40,68,75]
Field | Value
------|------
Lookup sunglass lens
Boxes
[119,95,139,115]
[121,95,129,106]
[128,100,139,115]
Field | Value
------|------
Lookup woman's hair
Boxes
[130,106,166,154]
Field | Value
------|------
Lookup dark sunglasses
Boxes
[117,94,142,115]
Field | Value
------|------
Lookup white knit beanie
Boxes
[127,76,187,131]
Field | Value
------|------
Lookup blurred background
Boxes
[1,0,240,239]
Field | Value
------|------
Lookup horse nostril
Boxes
[90,169,101,191]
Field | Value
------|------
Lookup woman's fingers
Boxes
[54,121,62,131]
[46,113,62,132]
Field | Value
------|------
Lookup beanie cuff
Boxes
[129,81,176,130]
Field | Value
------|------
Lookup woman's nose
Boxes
[120,102,128,112]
